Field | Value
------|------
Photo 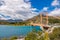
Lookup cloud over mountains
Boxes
[0,0,38,20]
[49,0,60,16]
[0,0,60,20]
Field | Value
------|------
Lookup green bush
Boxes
[25,29,50,40]
[2,38,7,40]
[9,36,18,40]
[49,27,60,40]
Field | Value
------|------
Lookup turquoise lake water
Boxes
[0,25,42,38]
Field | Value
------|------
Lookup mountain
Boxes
[25,15,60,25]
[0,14,60,25]
[0,19,23,22]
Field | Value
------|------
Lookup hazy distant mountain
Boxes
[0,19,23,22]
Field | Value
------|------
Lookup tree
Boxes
[25,32,38,40]
[9,36,18,40]
[43,32,50,40]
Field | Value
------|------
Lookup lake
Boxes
[0,25,42,38]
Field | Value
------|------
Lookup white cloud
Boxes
[49,0,60,16]
[49,8,60,16]
[0,0,38,20]
[51,0,59,6]
[43,7,48,11]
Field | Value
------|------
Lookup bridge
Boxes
[31,12,49,30]
[31,12,60,30]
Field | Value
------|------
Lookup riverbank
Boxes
[25,27,60,40]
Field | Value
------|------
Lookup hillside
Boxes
[0,14,60,25]
[26,15,60,25]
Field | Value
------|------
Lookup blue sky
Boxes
[30,0,52,10]
[0,0,60,20]
[30,0,60,12]
[30,0,60,16]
